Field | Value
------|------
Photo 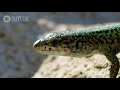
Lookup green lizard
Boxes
[33,23,120,78]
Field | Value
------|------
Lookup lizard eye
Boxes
[52,40,57,43]
[51,40,58,46]
[64,41,69,45]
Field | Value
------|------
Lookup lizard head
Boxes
[33,31,77,56]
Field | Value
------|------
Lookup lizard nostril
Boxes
[33,39,41,49]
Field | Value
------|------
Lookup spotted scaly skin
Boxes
[33,24,120,78]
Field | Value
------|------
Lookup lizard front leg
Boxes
[105,52,119,78]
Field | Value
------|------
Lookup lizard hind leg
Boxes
[105,52,119,78]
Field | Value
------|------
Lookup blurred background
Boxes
[0,12,120,78]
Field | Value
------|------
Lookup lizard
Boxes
[33,23,120,78]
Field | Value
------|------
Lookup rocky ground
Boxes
[1,12,120,78]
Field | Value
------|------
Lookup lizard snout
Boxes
[33,39,40,50]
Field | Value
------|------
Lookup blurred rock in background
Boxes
[0,12,120,78]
